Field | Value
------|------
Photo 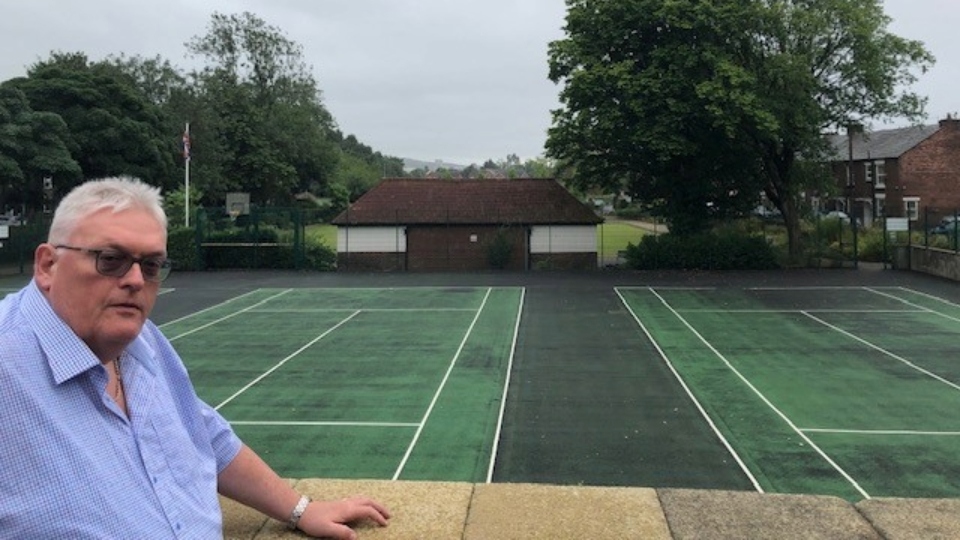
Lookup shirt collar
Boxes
[21,280,157,384]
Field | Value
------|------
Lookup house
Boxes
[825,117,960,228]
[330,178,603,272]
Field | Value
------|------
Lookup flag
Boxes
[182,123,191,162]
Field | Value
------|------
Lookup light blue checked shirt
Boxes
[0,281,242,539]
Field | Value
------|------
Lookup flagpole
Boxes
[183,122,191,228]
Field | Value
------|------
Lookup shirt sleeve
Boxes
[200,400,243,473]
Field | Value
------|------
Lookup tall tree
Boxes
[0,86,81,213]
[547,0,932,254]
[5,52,176,193]
[186,12,340,205]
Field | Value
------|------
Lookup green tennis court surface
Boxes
[140,280,960,501]
[618,285,960,500]
[161,287,521,482]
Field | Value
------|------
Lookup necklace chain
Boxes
[113,357,124,400]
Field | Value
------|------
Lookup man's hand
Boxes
[297,496,391,539]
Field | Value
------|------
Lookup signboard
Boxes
[225,192,250,217]
[886,217,909,232]
[0,225,8,239]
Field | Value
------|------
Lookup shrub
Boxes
[167,227,202,271]
[624,231,779,270]
[487,228,513,269]
[614,206,648,220]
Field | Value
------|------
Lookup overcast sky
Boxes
[1,0,956,166]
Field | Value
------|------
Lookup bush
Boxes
[170,225,336,271]
[304,240,337,270]
[167,227,202,271]
[614,206,649,220]
[857,227,891,262]
[624,231,779,270]
[486,228,513,269]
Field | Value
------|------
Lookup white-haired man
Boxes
[0,176,390,538]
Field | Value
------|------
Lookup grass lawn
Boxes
[597,220,653,261]
[306,223,337,248]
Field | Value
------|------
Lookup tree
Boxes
[547,0,932,255]
[0,86,81,213]
[186,12,340,205]
[6,52,176,193]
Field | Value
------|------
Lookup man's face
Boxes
[34,207,166,361]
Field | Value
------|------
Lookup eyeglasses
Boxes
[54,245,172,283]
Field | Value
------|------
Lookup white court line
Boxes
[158,288,269,328]
[897,286,960,307]
[748,286,878,290]
[802,312,960,393]
[392,287,493,481]
[674,309,925,314]
[618,288,762,492]
[864,287,960,323]
[801,428,960,436]
[168,289,293,341]
[214,310,361,411]
[249,308,476,313]
[231,421,418,427]
[647,288,871,499]
[616,286,716,290]
[485,287,526,483]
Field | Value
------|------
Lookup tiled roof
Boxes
[332,178,603,226]
[825,124,939,161]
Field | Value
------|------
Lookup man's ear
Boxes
[34,244,57,291]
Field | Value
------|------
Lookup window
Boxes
[863,160,886,187]
[904,197,919,220]
[874,161,886,188]
[874,193,886,218]
[846,164,854,187]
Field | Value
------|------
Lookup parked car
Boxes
[0,214,22,226]
[752,205,782,221]
[930,216,960,235]
[823,210,850,223]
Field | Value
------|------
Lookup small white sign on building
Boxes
[0,225,9,239]
[886,218,909,232]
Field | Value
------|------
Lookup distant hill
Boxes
[402,157,467,172]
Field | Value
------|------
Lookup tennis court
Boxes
[617,284,960,500]
[5,268,960,502]
[158,286,522,482]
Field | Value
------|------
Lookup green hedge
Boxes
[166,226,335,271]
[624,231,779,270]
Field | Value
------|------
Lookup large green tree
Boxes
[185,11,340,205]
[5,52,176,194]
[0,86,81,213]
[547,0,932,254]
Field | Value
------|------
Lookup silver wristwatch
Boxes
[288,494,311,530]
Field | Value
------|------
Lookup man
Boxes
[0,177,390,538]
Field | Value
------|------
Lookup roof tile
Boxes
[332,178,603,225]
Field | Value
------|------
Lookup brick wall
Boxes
[901,119,960,221]
[406,225,527,272]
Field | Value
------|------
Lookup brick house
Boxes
[331,178,603,271]
[825,117,960,227]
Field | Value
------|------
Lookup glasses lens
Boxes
[141,259,171,282]
[96,251,133,277]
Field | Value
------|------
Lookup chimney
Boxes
[939,114,960,131]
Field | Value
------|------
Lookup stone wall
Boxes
[902,245,960,281]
